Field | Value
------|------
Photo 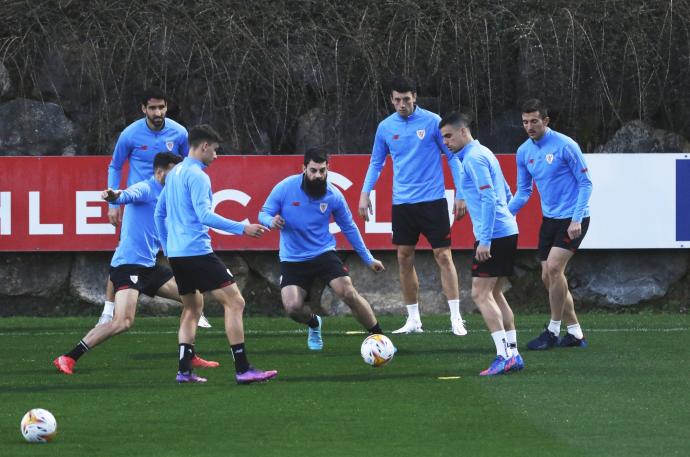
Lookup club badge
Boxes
[545,153,554,164]
[416,129,426,140]
[320,203,328,213]
[166,141,174,151]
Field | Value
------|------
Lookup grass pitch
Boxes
[1,313,688,456]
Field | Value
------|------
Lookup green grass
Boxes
[1,314,688,456]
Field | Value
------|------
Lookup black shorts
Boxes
[472,234,518,278]
[392,198,451,248]
[169,253,235,295]
[538,217,590,261]
[280,251,349,293]
[109,264,173,297]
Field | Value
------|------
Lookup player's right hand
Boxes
[358,192,372,221]
[369,259,385,272]
[101,188,122,203]
[244,223,269,238]
[107,205,123,227]
[271,215,286,230]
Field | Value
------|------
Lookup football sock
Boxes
[66,340,90,361]
[491,330,509,359]
[406,303,420,322]
[178,343,194,374]
[505,330,519,355]
[567,323,584,339]
[448,299,461,321]
[102,300,114,317]
[306,314,320,329]
[368,323,383,334]
[230,343,250,373]
[547,320,561,336]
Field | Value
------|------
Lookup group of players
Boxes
[53,74,592,382]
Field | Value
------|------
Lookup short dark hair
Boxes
[303,147,329,166]
[153,152,183,170]
[439,111,473,130]
[188,124,223,148]
[389,75,416,95]
[141,88,168,107]
[521,98,548,119]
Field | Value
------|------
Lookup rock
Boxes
[0,62,11,98]
[0,99,77,156]
[593,120,690,154]
[568,251,687,306]
[244,252,282,289]
[70,253,112,304]
[0,253,72,297]
[320,250,475,317]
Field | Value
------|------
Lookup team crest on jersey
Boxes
[129,275,139,284]
[166,141,174,151]
[545,153,554,164]
[416,129,426,140]
[320,203,328,213]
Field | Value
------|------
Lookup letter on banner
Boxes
[76,191,116,235]
[211,189,250,235]
[0,192,10,235]
[29,191,63,235]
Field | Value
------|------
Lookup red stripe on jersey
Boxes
[479,185,491,190]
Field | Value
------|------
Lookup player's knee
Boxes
[282,298,302,315]
[544,261,563,281]
[223,294,245,313]
[433,249,452,267]
[113,316,134,333]
[340,286,360,304]
[471,286,488,304]
[397,251,414,267]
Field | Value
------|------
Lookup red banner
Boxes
[0,155,541,252]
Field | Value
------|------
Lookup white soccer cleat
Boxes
[451,318,468,336]
[96,314,113,326]
[197,314,212,328]
[392,318,423,334]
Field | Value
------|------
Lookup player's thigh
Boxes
[281,285,308,308]
[329,275,356,297]
[392,203,421,246]
[210,281,244,308]
[113,288,140,321]
[417,199,452,248]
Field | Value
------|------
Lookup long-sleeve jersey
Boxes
[457,140,518,246]
[362,106,463,204]
[259,174,374,265]
[154,156,246,257]
[110,177,163,267]
[508,128,592,222]
[107,118,188,207]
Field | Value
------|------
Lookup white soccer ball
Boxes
[20,408,57,443]
[360,334,396,367]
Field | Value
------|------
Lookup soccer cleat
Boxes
[191,354,220,368]
[392,318,423,334]
[557,333,588,348]
[504,354,525,373]
[479,355,508,376]
[235,367,278,385]
[176,371,207,383]
[197,314,212,328]
[451,318,468,336]
[526,328,559,350]
[307,315,324,350]
[53,355,76,375]
[96,313,113,326]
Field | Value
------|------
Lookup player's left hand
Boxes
[475,244,491,262]
[453,199,467,220]
[244,223,269,238]
[101,188,122,203]
[369,259,385,272]
[567,221,582,240]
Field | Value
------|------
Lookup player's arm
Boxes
[106,132,131,224]
[359,124,390,221]
[103,181,151,205]
[189,173,267,238]
[179,128,190,157]
[154,186,169,256]
[435,127,466,220]
[503,177,514,205]
[507,149,533,215]
[469,156,498,261]
[332,190,382,271]
[564,143,593,239]
[258,181,286,230]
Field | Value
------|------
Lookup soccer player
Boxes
[98,88,210,328]
[154,124,277,384]
[53,153,218,375]
[358,75,468,336]
[440,112,524,376]
[508,99,593,350]
[258,148,387,351]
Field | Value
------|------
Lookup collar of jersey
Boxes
[185,156,207,169]
[395,105,420,121]
[457,139,479,162]
[532,127,552,147]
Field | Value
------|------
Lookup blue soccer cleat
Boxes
[504,354,525,373]
[526,328,559,350]
[557,333,588,348]
[479,355,508,376]
[307,315,324,351]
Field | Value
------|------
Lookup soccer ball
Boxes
[20,408,57,443]
[360,334,395,367]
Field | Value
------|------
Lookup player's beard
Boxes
[302,174,327,198]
